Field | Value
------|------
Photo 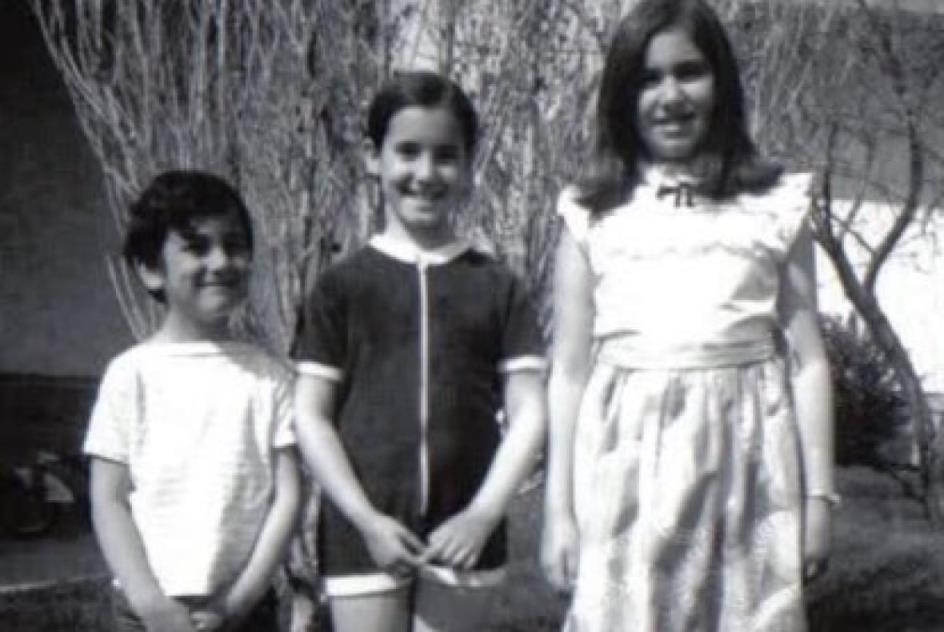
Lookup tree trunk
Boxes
[814,180,943,524]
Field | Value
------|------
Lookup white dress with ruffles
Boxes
[558,170,813,632]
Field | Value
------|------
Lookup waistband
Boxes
[596,336,776,369]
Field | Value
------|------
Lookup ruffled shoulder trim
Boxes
[556,185,591,247]
[769,171,814,258]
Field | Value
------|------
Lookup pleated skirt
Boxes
[564,347,806,632]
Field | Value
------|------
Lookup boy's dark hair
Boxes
[579,0,781,214]
[123,170,253,300]
[366,70,478,156]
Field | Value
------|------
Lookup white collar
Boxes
[369,234,470,265]
[639,162,701,189]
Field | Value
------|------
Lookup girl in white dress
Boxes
[541,1,835,630]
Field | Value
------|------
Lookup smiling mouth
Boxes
[404,195,448,210]
[200,280,242,290]
[654,121,699,140]
[405,189,446,200]
[655,114,694,127]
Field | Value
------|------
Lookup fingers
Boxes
[372,514,493,574]
[542,562,568,592]
[423,531,482,570]
[365,516,428,574]
[803,557,829,583]
[541,539,578,593]
[394,524,427,561]
[563,546,578,588]
[389,551,424,572]
[540,520,579,593]
[546,552,577,593]
[387,528,426,571]
[190,614,223,632]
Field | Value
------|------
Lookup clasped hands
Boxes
[361,508,500,577]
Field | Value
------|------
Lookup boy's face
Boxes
[366,105,471,245]
[140,212,251,337]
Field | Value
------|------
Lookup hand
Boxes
[802,497,833,583]
[136,594,198,632]
[360,512,426,576]
[423,506,501,570]
[189,608,225,632]
[540,510,579,593]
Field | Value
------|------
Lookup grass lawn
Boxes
[494,466,944,631]
[805,467,944,631]
[3,466,944,631]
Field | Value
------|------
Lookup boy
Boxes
[84,171,300,632]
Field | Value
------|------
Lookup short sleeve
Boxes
[774,172,815,259]
[497,273,547,374]
[290,271,346,382]
[556,186,591,251]
[83,356,137,463]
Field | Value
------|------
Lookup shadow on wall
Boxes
[0,0,132,378]
[0,374,97,464]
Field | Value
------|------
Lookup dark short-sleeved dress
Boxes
[292,235,545,594]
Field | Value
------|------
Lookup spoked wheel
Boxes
[0,467,57,537]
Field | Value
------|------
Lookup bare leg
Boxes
[412,579,495,632]
[329,586,412,632]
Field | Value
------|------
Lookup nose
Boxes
[415,152,436,181]
[658,76,685,105]
[206,245,233,271]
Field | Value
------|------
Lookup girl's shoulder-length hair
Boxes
[574,153,785,215]
[575,0,783,216]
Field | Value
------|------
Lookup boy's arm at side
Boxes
[90,457,196,632]
[215,447,301,624]
[424,365,547,570]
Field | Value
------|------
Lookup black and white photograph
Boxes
[2,1,944,630]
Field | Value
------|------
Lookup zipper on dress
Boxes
[417,260,431,517]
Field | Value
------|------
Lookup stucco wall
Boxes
[0,2,132,378]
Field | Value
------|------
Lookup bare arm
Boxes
[472,368,547,518]
[541,230,594,591]
[778,220,836,575]
[90,457,196,632]
[214,448,301,623]
[293,373,425,570]
[425,368,547,568]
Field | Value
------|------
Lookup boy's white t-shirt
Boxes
[84,341,295,597]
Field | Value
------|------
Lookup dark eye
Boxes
[182,237,210,256]
[675,61,711,82]
[434,146,462,163]
[394,142,421,159]
[640,70,661,87]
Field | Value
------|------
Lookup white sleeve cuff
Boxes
[498,355,547,374]
[295,361,344,382]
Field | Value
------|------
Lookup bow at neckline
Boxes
[642,164,702,209]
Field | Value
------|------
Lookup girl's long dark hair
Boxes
[577,0,781,215]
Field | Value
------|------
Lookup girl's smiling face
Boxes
[635,26,716,168]
[368,105,471,247]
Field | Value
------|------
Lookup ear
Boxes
[362,137,381,177]
[136,260,165,295]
